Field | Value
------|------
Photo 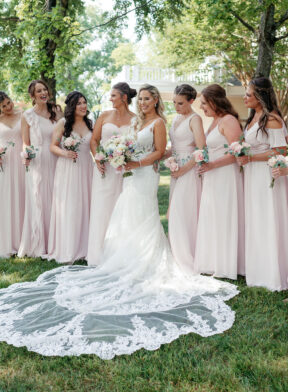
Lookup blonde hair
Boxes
[136,84,166,130]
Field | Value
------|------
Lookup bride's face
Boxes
[138,90,157,115]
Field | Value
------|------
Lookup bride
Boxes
[0,85,238,359]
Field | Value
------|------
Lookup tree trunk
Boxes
[41,0,69,101]
[255,4,276,78]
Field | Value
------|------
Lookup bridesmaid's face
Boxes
[75,97,87,117]
[200,95,215,117]
[32,83,49,105]
[244,86,260,109]
[173,94,193,115]
[138,90,157,115]
[0,97,14,115]
[109,89,124,109]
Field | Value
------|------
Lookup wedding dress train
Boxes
[0,121,238,359]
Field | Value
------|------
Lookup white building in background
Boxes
[112,65,248,130]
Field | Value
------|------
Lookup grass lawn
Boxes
[0,167,287,392]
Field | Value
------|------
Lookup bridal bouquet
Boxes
[224,139,251,172]
[0,141,15,172]
[20,145,38,172]
[63,135,81,163]
[101,134,139,178]
[164,156,179,172]
[268,155,288,188]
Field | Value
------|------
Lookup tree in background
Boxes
[113,0,288,115]
[0,0,86,100]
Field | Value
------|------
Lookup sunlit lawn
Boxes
[0,167,287,392]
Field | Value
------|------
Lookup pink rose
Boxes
[20,151,29,159]
[193,150,204,162]
[232,143,242,154]
[95,152,106,161]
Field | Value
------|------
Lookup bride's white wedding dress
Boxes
[0,121,238,359]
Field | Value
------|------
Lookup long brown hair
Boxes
[201,84,240,121]
[245,77,283,136]
[63,91,93,137]
[28,80,60,123]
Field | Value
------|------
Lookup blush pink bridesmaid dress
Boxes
[46,131,93,263]
[168,114,202,273]
[244,123,288,291]
[195,125,245,279]
[87,123,129,266]
[0,119,25,257]
[18,109,57,258]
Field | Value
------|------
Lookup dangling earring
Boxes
[155,103,157,108]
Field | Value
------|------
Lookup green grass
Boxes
[0,169,287,392]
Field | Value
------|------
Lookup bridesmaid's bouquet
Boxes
[63,135,81,163]
[268,155,288,188]
[20,145,38,172]
[0,141,15,172]
[224,139,251,172]
[94,145,108,178]
[164,156,179,172]
[193,147,209,177]
[101,134,139,178]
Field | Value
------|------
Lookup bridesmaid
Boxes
[87,82,136,265]
[237,77,288,291]
[18,80,63,258]
[46,91,93,263]
[195,84,244,279]
[0,92,24,257]
[167,84,205,273]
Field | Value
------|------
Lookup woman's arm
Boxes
[21,114,31,167]
[272,166,288,179]
[198,115,242,174]
[237,117,286,166]
[50,119,77,160]
[90,113,106,175]
[125,119,167,170]
[171,114,206,178]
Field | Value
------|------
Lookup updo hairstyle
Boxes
[174,84,197,101]
[112,82,137,105]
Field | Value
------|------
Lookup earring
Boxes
[155,103,157,108]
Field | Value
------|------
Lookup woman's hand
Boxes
[125,161,140,171]
[22,158,30,167]
[64,150,78,160]
[171,167,187,178]
[96,160,105,175]
[271,167,288,179]
[236,155,250,166]
[197,162,214,175]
